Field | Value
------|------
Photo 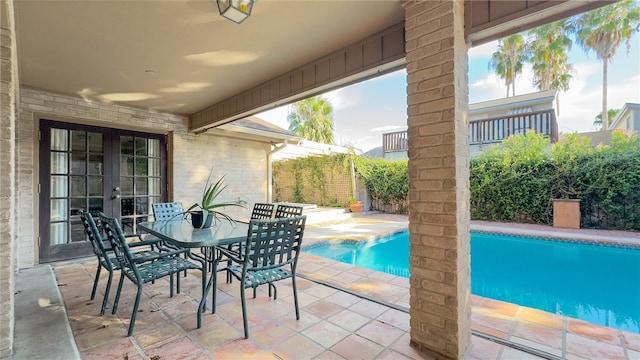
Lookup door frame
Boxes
[38,119,168,263]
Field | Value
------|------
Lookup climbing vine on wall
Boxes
[273,154,352,206]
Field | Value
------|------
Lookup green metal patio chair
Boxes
[78,209,164,315]
[273,204,303,218]
[152,201,191,274]
[213,215,307,338]
[152,201,185,221]
[99,213,205,336]
[251,202,275,219]
[222,202,276,283]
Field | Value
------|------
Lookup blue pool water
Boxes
[303,231,640,334]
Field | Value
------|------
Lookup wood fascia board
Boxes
[466,0,616,46]
[189,21,406,133]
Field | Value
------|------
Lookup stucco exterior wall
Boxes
[16,87,269,269]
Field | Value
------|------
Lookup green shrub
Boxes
[471,131,640,230]
[354,157,408,205]
[274,130,640,231]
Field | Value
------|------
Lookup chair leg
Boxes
[170,273,175,297]
[112,273,125,315]
[127,285,144,336]
[270,283,277,300]
[253,287,257,299]
[100,270,114,316]
[292,275,300,320]
[241,284,249,338]
[90,264,102,300]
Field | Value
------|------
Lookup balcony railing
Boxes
[382,109,558,153]
[382,130,408,153]
[469,109,558,146]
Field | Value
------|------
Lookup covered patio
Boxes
[1,1,618,358]
[10,215,640,359]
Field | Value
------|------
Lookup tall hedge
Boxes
[273,130,640,231]
[353,157,408,213]
[471,130,640,231]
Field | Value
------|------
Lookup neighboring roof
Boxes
[469,90,557,115]
[562,130,614,147]
[214,116,301,144]
[223,116,297,137]
[216,116,351,159]
[272,140,351,160]
[609,103,640,129]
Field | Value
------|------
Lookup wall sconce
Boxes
[216,0,256,24]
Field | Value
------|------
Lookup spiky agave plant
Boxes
[185,170,246,226]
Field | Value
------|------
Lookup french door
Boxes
[39,120,167,262]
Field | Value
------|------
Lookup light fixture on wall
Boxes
[216,0,256,24]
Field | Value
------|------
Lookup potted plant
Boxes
[186,170,246,228]
[551,158,582,228]
[348,196,364,213]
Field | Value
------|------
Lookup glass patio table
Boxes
[138,219,248,328]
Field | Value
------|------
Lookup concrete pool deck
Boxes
[10,211,640,359]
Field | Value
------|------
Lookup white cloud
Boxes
[468,40,498,59]
[323,88,361,110]
[256,106,290,129]
[371,125,405,132]
[469,64,537,103]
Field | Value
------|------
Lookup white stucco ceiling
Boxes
[14,0,404,115]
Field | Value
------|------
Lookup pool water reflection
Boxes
[303,231,640,334]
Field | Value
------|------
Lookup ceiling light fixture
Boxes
[216,0,256,24]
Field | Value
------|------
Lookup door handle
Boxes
[112,194,121,199]
[114,186,120,192]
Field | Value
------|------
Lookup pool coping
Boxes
[472,223,640,248]
[302,223,640,250]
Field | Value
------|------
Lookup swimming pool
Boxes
[303,231,640,334]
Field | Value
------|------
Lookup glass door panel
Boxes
[120,136,163,234]
[39,120,166,262]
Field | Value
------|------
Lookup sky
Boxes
[257,33,640,153]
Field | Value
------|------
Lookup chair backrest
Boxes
[78,209,114,268]
[274,204,303,218]
[99,213,141,282]
[244,215,306,271]
[152,202,185,221]
[251,203,275,220]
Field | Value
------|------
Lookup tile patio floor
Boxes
[52,214,640,360]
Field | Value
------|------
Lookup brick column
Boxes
[404,1,470,359]
[0,0,17,356]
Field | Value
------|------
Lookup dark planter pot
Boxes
[191,211,213,228]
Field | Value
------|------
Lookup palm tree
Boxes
[287,96,335,144]
[489,34,527,97]
[593,108,621,130]
[526,20,575,114]
[573,0,640,130]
